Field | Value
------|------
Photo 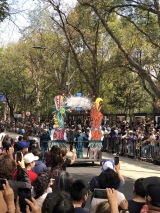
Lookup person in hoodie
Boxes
[32,149,47,175]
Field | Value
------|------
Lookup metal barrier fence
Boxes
[2,123,160,164]
[103,136,160,163]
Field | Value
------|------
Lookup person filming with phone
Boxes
[89,158,125,213]
[0,152,32,212]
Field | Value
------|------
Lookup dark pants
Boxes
[40,142,48,162]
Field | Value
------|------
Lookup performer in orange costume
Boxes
[89,98,103,159]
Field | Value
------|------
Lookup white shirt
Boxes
[90,190,125,213]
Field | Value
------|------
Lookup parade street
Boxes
[68,152,160,201]
[8,131,160,201]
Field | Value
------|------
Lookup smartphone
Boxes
[18,188,31,213]
[70,144,73,152]
[16,151,22,162]
[93,188,107,199]
[114,156,119,166]
[0,178,6,190]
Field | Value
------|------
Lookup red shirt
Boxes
[13,169,37,185]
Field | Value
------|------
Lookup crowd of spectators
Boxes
[1,115,160,162]
[0,125,160,213]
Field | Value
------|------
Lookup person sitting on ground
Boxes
[33,171,53,207]
[52,171,73,194]
[42,191,75,213]
[90,167,126,213]
[89,159,125,193]
[32,149,47,175]
[70,179,90,213]
[13,152,38,185]
[126,178,146,213]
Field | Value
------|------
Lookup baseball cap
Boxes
[17,141,30,151]
[143,177,160,207]
[101,159,114,171]
[23,153,39,164]
[147,184,160,207]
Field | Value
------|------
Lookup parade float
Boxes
[52,94,104,161]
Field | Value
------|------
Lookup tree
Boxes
[0,0,9,22]
[45,0,116,97]
[78,0,160,111]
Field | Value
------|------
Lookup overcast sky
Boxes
[0,0,77,46]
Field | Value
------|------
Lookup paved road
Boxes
[7,132,160,201]
[68,152,160,200]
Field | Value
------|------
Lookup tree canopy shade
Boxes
[0,0,9,22]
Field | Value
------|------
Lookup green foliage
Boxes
[0,0,9,22]
[1,0,160,120]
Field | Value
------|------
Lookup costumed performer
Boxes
[52,95,69,148]
[74,129,88,158]
[88,97,103,160]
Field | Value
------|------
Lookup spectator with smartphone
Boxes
[95,188,120,213]
[13,152,38,186]
[0,154,31,199]
[90,167,126,213]
[49,146,76,179]
[89,159,125,194]
[60,147,76,170]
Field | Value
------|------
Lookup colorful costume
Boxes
[89,98,103,159]
[52,95,69,147]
